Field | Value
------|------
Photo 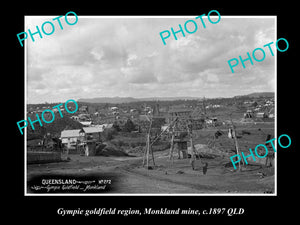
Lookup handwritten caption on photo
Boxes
[29,178,112,193]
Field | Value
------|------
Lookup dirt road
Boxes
[27,149,275,194]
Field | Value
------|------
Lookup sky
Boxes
[26,15,276,104]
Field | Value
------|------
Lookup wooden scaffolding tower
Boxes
[168,117,199,166]
[142,104,206,169]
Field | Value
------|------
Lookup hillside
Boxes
[27,116,83,140]
[78,92,274,104]
[78,96,202,104]
[78,97,139,104]
[235,92,274,98]
[77,96,201,104]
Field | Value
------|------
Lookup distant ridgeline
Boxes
[77,93,274,104]
[233,92,274,98]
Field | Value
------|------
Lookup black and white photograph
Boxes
[12,1,300,222]
[24,15,277,195]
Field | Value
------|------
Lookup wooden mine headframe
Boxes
[142,103,206,169]
[168,116,199,164]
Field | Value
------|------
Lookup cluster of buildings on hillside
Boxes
[243,98,275,119]
[28,97,275,154]
[27,104,76,114]
[60,103,214,153]
[205,104,221,109]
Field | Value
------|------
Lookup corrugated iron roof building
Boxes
[60,129,85,150]
[82,127,102,141]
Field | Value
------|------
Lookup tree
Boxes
[123,119,136,132]
[112,121,121,131]
[102,128,116,141]
[252,101,258,107]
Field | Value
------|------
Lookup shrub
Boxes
[102,128,117,141]
[123,119,136,132]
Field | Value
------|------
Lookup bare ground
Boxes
[27,148,275,194]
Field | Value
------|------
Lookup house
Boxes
[79,105,88,113]
[80,121,92,126]
[104,123,113,129]
[94,123,113,129]
[138,115,165,133]
[143,106,152,114]
[205,117,218,126]
[244,109,254,118]
[268,108,275,118]
[60,129,85,151]
[53,107,65,113]
[78,114,90,120]
[71,115,79,121]
[130,109,137,113]
[111,106,118,111]
[82,126,103,141]
[169,108,192,117]
[256,112,268,118]
[93,124,106,131]
[167,108,192,123]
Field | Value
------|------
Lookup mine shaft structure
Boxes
[168,117,198,163]
[142,102,206,169]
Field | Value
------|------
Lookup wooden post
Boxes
[169,118,180,163]
[142,137,147,166]
[143,132,151,168]
[142,116,155,169]
[146,133,150,168]
[143,142,147,166]
[231,123,244,171]
[169,130,174,159]
[142,120,149,167]
[150,134,155,166]
[189,133,195,165]
[233,130,241,171]
[186,120,199,168]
